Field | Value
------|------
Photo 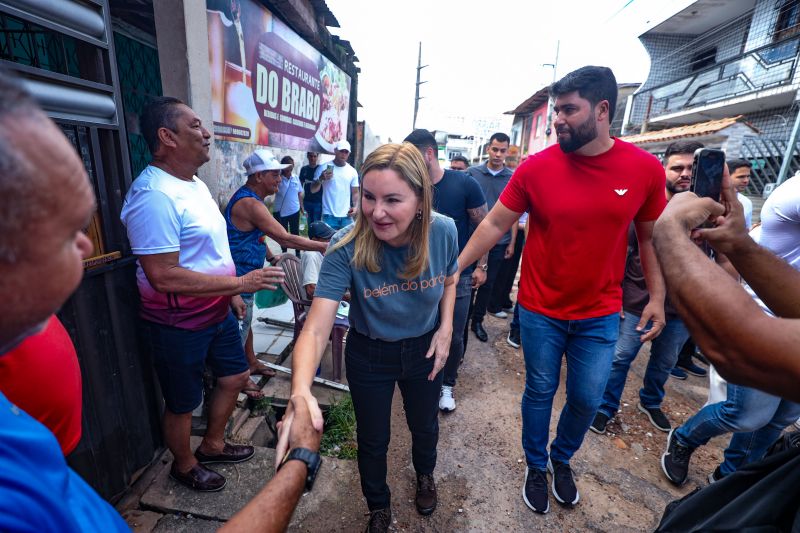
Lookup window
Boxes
[775,0,800,41]
[689,47,717,72]
[534,114,542,138]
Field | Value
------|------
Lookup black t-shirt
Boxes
[300,164,322,203]
[433,169,486,273]
[622,224,680,318]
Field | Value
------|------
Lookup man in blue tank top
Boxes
[226,150,328,385]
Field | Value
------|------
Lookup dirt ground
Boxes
[290,305,727,532]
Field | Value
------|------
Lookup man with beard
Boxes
[456,66,667,514]
[590,140,703,436]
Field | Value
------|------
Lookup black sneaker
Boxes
[661,428,695,485]
[590,412,610,435]
[548,459,579,505]
[507,329,521,348]
[670,367,688,380]
[522,467,549,514]
[708,465,724,484]
[637,402,671,432]
[365,507,392,533]
[677,361,708,377]
[693,350,710,366]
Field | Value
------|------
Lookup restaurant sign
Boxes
[207,0,351,152]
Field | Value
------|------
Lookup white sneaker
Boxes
[439,386,456,412]
[488,310,508,319]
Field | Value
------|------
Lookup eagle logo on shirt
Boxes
[614,189,628,196]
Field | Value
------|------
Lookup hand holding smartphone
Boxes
[690,148,725,255]
[691,148,725,201]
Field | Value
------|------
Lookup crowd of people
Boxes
[1,59,799,533]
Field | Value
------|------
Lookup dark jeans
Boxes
[443,276,472,387]
[274,210,300,256]
[346,327,442,511]
[677,337,696,367]
[510,301,520,332]
[463,288,476,352]
[490,235,524,312]
[471,244,506,324]
[303,201,322,224]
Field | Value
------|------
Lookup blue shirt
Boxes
[314,213,459,341]
[0,391,129,532]
[225,186,266,296]
[274,174,302,217]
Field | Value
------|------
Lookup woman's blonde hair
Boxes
[330,142,432,279]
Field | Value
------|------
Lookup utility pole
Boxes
[413,42,427,130]
[543,40,560,146]
[776,108,800,190]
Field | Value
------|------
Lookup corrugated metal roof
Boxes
[621,116,759,144]
[505,87,550,115]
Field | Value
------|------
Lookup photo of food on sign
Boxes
[206,0,351,152]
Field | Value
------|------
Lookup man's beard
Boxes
[557,116,598,153]
[666,180,689,195]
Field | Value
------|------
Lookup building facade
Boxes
[0,0,358,500]
[629,0,800,194]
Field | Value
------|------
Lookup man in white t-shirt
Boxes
[313,140,359,230]
[120,97,284,492]
[301,221,335,299]
[728,158,753,229]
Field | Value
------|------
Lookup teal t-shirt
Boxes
[315,212,458,341]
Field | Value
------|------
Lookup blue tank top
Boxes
[225,186,266,283]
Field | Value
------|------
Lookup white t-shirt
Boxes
[314,162,359,217]
[301,250,323,289]
[744,174,800,316]
[120,165,236,330]
[738,192,753,230]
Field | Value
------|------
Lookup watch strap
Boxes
[282,447,321,492]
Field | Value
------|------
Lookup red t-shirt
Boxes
[0,316,83,454]
[499,139,666,320]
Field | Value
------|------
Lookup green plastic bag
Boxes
[254,286,289,309]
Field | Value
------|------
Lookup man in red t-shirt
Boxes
[0,315,82,455]
[457,66,667,514]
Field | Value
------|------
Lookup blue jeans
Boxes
[676,382,800,475]
[322,214,351,230]
[598,312,689,417]
[519,306,619,469]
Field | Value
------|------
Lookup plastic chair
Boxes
[274,253,347,381]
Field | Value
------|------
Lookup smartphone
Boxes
[691,148,725,201]
[691,148,725,256]
[326,164,334,172]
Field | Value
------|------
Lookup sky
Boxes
[326,0,694,142]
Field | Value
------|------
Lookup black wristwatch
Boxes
[279,447,322,492]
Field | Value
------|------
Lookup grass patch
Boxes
[321,394,357,460]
